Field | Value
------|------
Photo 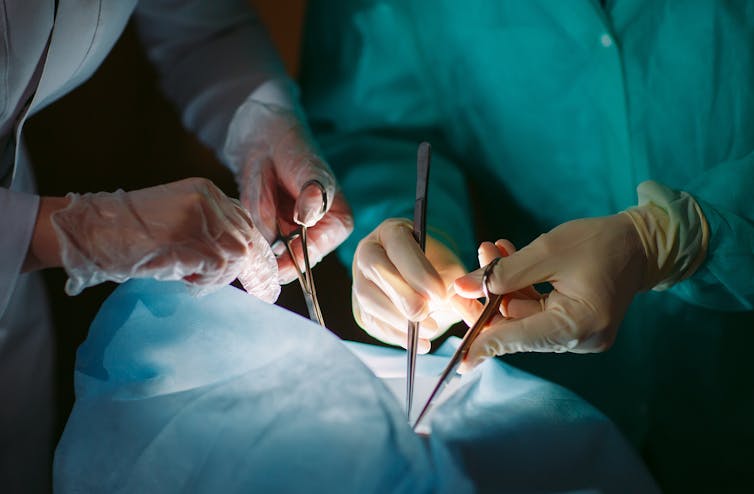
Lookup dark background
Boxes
[25,1,386,440]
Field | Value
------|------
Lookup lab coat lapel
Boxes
[1,0,54,115]
[27,0,103,115]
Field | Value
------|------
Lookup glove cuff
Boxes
[245,77,299,112]
[623,180,709,291]
[51,191,120,296]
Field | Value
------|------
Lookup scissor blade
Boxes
[406,142,431,419]
[302,289,323,326]
[277,225,324,327]
[406,321,420,417]
[413,292,504,430]
[300,226,325,326]
[412,350,461,430]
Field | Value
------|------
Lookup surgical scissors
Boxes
[271,180,327,327]
[406,142,431,420]
[412,257,504,430]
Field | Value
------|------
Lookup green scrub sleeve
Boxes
[317,131,476,270]
[671,151,754,311]
[300,2,477,270]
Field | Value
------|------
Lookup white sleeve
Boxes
[0,188,39,315]
[133,0,296,160]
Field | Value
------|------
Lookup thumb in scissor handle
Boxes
[294,179,328,227]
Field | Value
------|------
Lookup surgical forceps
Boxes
[271,180,327,327]
[412,257,504,430]
[406,142,431,420]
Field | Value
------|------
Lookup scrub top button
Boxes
[600,33,613,47]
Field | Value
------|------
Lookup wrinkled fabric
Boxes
[351,341,659,494]
[54,280,657,493]
[2,1,296,486]
[53,280,467,494]
[299,1,754,490]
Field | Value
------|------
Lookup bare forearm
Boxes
[22,196,70,272]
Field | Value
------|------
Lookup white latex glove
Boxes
[51,177,280,302]
[454,182,709,371]
[224,97,353,284]
[352,218,467,354]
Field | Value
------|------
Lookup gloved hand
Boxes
[51,177,280,302]
[352,218,467,353]
[454,181,709,372]
[224,97,353,284]
[449,239,542,326]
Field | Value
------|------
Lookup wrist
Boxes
[22,195,71,272]
[222,80,303,175]
[246,78,299,113]
[623,181,709,291]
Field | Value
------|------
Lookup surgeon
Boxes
[299,1,754,491]
[1,1,351,491]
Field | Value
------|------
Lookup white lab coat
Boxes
[0,1,293,491]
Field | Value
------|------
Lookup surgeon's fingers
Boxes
[275,198,353,285]
[460,240,540,299]
[353,268,439,334]
[273,138,337,228]
[458,308,559,373]
[452,240,515,322]
[456,237,554,298]
[172,243,228,284]
[379,220,446,300]
[451,290,544,328]
[293,172,335,227]
[461,240,540,317]
[486,240,541,301]
[240,156,279,243]
[478,239,513,265]
[453,242,498,299]
[503,297,546,319]
[449,293,485,326]
[304,193,353,248]
[355,236,433,322]
[378,318,432,354]
[354,294,432,354]
[459,292,607,373]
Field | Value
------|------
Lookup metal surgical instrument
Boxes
[272,180,328,327]
[406,142,431,420]
[412,257,504,430]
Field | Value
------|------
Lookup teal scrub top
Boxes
[300,1,754,491]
